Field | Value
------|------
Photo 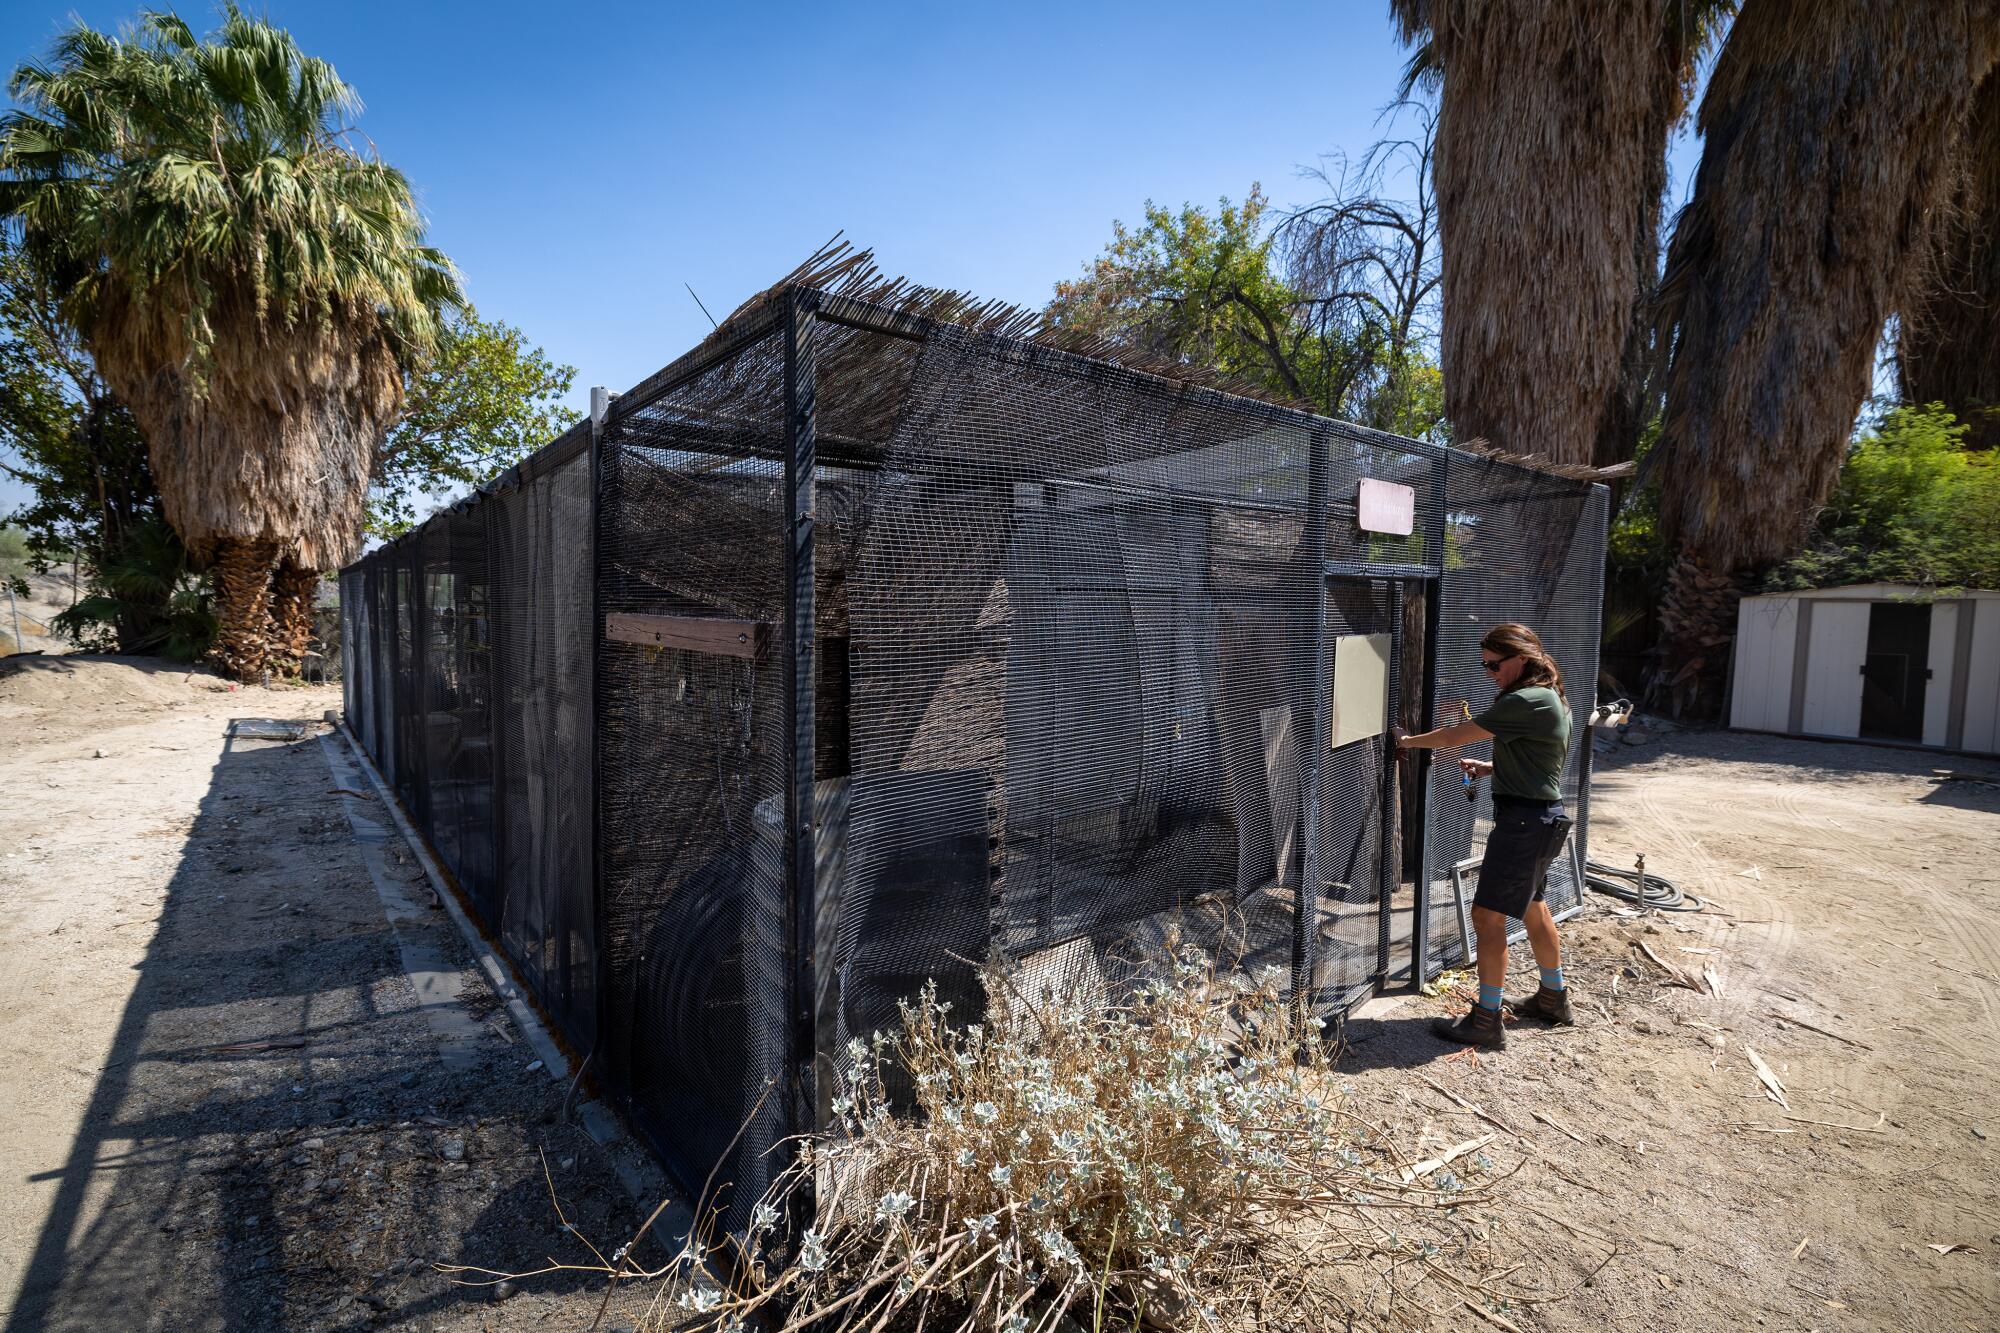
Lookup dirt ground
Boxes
[3,656,1999,1330]
[0,657,660,1331]
[1345,728,2000,1331]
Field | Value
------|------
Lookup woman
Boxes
[1396,623,1575,1050]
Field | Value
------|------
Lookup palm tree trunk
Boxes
[211,537,278,681]
[268,559,319,677]
[1650,2,2000,713]
[1900,68,2000,449]
[1390,0,1706,467]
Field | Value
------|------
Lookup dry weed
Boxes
[451,939,1570,1331]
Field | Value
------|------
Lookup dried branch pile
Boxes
[463,943,1590,1331]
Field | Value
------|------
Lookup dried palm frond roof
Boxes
[610,237,1629,486]
[1453,438,1634,483]
[626,236,1313,413]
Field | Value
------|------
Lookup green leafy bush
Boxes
[51,518,215,660]
[1767,405,2000,592]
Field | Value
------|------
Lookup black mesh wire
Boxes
[420,522,463,883]
[336,287,1609,1243]
[1420,455,1609,973]
[817,323,1449,1076]
[339,570,360,740]
[408,508,499,914]
[487,451,596,1044]
[390,548,420,804]
[355,570,375,761]
[368,562,391,775]
[595,328,793,1235]
[339,449,596,1066]
[838,329,1320,1038]
[1311,578,1399,1003]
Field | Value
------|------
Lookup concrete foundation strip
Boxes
[319,720,688,1248]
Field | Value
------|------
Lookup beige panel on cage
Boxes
[1330,632,1392,750]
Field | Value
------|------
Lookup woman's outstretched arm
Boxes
[1395,717,1493,753]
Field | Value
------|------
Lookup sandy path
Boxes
[0,661,657,1331]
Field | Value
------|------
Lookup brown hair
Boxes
[1481,623,1566,698]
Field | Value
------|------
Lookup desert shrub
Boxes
[614,943,1537,1332]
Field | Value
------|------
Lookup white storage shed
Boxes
[1730,584,2000,755]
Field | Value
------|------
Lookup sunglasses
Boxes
[1480,654,1514,674]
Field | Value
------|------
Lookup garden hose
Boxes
[1581,856,1704,912]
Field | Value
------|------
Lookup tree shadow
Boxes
[0,652,211,682]
[1917,775,2000,815]
[3,730,630,1331]
[1595,727,2000,787]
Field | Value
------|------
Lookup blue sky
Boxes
[1,2,1704,516]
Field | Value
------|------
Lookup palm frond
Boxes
[0,7,459,568]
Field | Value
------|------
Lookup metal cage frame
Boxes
[339,283,1609,1232]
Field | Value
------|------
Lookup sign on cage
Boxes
[1357,477,1416,535]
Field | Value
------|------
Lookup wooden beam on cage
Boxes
[603,612,773,659]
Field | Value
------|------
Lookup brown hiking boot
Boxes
[1506,985,1576,1026]
[1431,1004,1506,1050]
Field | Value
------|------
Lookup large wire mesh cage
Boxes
[340,271,1609,1235]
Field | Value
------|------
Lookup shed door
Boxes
[1965,601,2000,756]
[1922,603,1959,748]
[1730,596,1798,733]
[1800,601,1868,738]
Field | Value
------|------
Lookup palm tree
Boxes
[1,7,458,679]
[1649,2,2000,708]
[1390,1,1731,467]
[1900,68,2000,450]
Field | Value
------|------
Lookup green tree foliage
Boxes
[0,236,205,654]
[1278,101,1446,437]
[1047,188,1343,404]
[1048,144,1447,437]
[1372,358,1444,439]
[1,6,462,677]
[1,7,458,379]
[369,311,579,536]
[1766,405,2000,592]
[51,516,214,657]
[4,234,573,654]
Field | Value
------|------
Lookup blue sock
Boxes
[1540,965,1565,992]
[1477,982,1504,1012]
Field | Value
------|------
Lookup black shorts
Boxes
[1473,799,1572,919]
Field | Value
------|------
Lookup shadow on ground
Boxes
[1597,725,2000,787]
[6,730,642,1332]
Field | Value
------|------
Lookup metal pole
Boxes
[588,385,610,1065]
[782,291,820,1218]
[1376,581,1401,986]
[1573,485,1609,879]
[1411,448,1450,986]
[1293,427,1331,1018]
